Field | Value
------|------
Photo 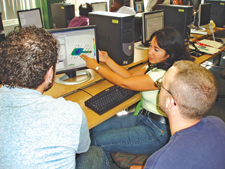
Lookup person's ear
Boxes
[165,96,176,109]
[45,66,54,83]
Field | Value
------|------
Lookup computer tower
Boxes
[51,3,75,28]
[205,0,225,28]
[156,4,193,41]
[89,12,135,65]
[0,12,3,31]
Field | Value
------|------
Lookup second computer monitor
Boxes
[142,10,164,47]
[17,8,43,28]
[91,2,108,12]
[198,3,211,28]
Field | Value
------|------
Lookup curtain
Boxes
[1,0,36,21]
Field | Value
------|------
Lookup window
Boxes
[1,0,36,21]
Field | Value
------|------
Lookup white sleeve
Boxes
[77,110,91,154]
[147,68,166,82]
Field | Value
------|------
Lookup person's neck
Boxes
[168,113,201,136]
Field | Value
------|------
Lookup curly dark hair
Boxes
[146,27,194,73]
[0,26,59,89]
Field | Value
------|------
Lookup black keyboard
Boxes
[214,30,225,38]
[85,85,139,115]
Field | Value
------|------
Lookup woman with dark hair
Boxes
[80,27,193,160]
[68,3,93,28]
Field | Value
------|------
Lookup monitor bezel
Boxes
[17,8,44,28]
[47,25,99,76]
[91,1,108,12]
[198,3,211,27]
[142,10,164,46]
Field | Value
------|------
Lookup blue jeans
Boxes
[76,146,110,169]
[90,112,170,160]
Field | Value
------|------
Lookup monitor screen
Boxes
[47,26,99,85]
[198,3,211,27]
[91,2,108,12]
[142,10,164,47]
[133,0,144,13]
[17,8,43,28]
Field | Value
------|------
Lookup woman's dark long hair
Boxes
[146,27,194,73]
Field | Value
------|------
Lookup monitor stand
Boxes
[55,70,91,85]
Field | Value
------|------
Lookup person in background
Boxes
[68,3,93,28]
[131,60,225,169]
[110,0,136,15]
[0,26,109,169]
[146,0,165,11]
[80,27,194,161]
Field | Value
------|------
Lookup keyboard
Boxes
[85,85,139,115]
[214,30,225,38]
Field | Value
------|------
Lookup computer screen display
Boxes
[17,8,43,28]
[133,0,144,13]
[142,10,164,46]
[91,2,108,12]
[47,26,99,85]
[198,3,211,27]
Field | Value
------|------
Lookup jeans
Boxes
[90,112,170,161]
[76,146,110,169]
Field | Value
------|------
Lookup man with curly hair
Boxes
[0,26,94,168]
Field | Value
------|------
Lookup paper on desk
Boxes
[194,43,221,54]
[198,39,223,49]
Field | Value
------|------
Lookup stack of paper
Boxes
[198,39,223,49]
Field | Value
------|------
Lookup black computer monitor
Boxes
[47,26,99,85]
[17,8,43,28]
[91,2,108,12]
[156,4,193,42]
[136,10,164,49]
[198,3,211,28]
[205,0,225,28]
[133,0,144,13]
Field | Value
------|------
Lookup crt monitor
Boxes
[17,8,43,28]
[136,10,164,49]
[133,0,144,13]
[91,2,108,12]
[47,26,99,85]
[198,3,211,28]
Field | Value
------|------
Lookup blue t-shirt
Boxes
[144,116,225,169]
[0,86,90,169]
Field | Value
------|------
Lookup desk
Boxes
[44,29,225,129]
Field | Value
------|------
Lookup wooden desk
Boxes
[43,29,225,129]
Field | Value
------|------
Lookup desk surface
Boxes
[44,28,225,129]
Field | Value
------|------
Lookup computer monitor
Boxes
[136,10,164,49]
[198,3,211,28]
[17,8,43,28]
[156,4,193,42]
[47,26,99,85]
[91,2,108,12]
[204,0,225,28]
[133,0,144,13]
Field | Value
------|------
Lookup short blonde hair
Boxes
[170,61,217,119]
